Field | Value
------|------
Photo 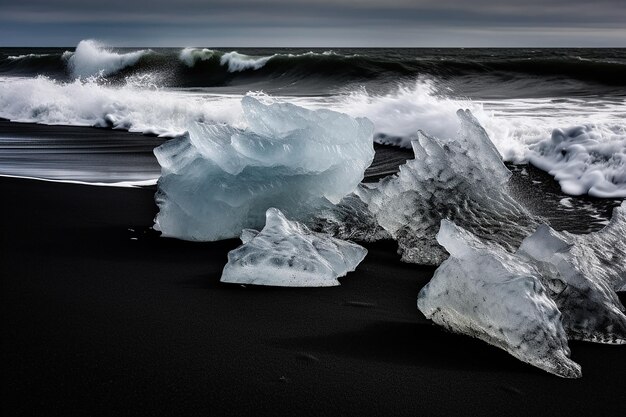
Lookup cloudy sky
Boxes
[1,0,625,47]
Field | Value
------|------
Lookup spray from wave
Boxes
[66,40,151,78]
[0,40,625,197]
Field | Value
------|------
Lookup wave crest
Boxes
[67,40,150,78]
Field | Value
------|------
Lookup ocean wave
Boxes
[179,47,217,67]
[66,40,151,78]
[178,47,349,74]
[7,53,53,60]
[219,51,273,72]
[0,76,624,197]
[0,76,244,136]
[2,42,626,89]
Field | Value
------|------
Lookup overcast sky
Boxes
[1,0,625,47]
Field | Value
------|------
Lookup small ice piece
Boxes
[340,109,539,265]
[558,198,573,209]
[517,202,626,344]
[154,96,374,241]
[418,220,581,378]
[221,208,367,287]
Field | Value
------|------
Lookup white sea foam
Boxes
[178,48,348,72]
[0,74,623,197]
[7,53,52,60]
[178,48,273,72]
[66,40,150,78]
[0,76,243,136]
[332,82,626,198]
[179,47,217,67]
[0,173,157,188]
[527,125,626,198]
[219,51,273,72]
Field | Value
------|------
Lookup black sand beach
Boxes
[1,146,625,415]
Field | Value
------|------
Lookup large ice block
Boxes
[418,220,581,378]
[322,109,539,265]
[221,208,367,287]
[153,96,374,241]
[517,202,626,344]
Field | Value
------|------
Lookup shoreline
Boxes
[2,174,625,416]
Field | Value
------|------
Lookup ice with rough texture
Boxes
[221,208,367,287]
[320,109,539,265]
[154,96,374,241]
[418,221,581,378]
[309,194,390,243]
[517,202,626,344]
[528,125,626,198]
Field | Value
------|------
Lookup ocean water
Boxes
[0,40,624,229]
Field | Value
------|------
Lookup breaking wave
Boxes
[0,74,623,197]
[2,41,626,89]
[66,40,152,78]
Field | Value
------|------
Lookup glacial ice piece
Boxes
[517,202,626,344]
[154,96,374,241]
[221,208,367,287]
[325,109,539,265]
[417,221,581,378]
[309,194,390,243]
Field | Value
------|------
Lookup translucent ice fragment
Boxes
[517,202,626,344]
[221,208,367,287]
[418,220,581,378]
[154,96,374,241]
[341,109,539,264]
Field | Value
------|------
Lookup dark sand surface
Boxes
[1,177,625,417]
[1,121,625,416]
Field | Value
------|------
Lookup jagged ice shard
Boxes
[317,109,539,265]
[418,220,582,378]
[153,96,374,241]
[517,201,626,344]
[221,208,367,287]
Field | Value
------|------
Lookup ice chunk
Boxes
[221,208,367,287]
[528,125,626,198]
[154,96,374,241]
[330,109,539,265]
[418,220,581,378]
[517,202,626,344]
[308,194,390,243]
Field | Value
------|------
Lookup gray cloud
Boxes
[0,0,624,46]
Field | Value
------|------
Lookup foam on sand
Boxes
[527,125,626,198]
[221,208,367,287]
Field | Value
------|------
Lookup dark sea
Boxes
[0,41,624,230]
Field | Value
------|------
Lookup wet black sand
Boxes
[1,125,625,417]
